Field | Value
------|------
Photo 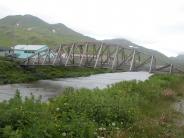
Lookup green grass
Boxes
[0,74,184,137]
[0,57,110,84]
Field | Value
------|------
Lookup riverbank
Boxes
[0,74,184,137]
[0,72,151,102]
[0,57,110,84]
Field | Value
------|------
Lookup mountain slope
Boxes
[0,15,95,46]
[103,38,170,64]
[170,54,184,67]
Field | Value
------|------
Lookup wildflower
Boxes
[115,127,119,130]
[159,113,167,125]
[97,136,104,138]
[112,122,116,126]
[102,127,106,131]
[163,89,175,97]
[62,132,67,137]
[98,127,103,131]
[56,107,60,111]
[93,132,97,135]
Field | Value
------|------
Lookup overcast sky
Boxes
[0,0,184,57]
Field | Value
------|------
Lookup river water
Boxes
[0,72,152,101]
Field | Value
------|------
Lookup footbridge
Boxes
[20,42,183,74]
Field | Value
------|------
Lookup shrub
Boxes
[0,74,183,137]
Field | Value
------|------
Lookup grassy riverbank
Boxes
[0,74,184,137]
[0,57,110,84]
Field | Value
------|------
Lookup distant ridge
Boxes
[170,54,184,66]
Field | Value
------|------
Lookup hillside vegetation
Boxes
[0,57,109,84]
[0,15,95,46]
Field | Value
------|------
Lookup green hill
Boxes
[0,15,95,47]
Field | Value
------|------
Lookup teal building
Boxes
[13,45,48,59]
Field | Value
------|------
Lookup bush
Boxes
[0,74,184,137]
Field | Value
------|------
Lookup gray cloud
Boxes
[0,0,184,56]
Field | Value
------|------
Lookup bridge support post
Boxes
[129,49,136,71]
[111,46,119,70]
[79,43,88,66]
[169,64,173,74]
[48,49,51,64]
[72,44,75,64]
[107,47,110,65]
[149,55,154,73]
[122,48,126,61]
[42,49,49,65]
[33,57,36,65]
[94,42,103,68]
[65,43,74,66]
[25,57,30,65]
[37,53,40,64]
[27,58,30,65]
[33,52,39,65]
[86,44,89,64]
[53,44,62,65]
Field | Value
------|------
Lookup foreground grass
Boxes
[0,74,184,137]
[0,57,110,84]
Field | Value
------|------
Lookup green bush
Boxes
[0,57,109,84]
[0,74,183,137]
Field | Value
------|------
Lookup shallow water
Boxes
[0,72,152,101]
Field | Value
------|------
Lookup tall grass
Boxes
[0,74,184,137]
[0,57,110,84]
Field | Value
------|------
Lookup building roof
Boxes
[13,45,47,51]
[0,47,11,51]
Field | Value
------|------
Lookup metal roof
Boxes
[13,45,47,51]
[0,47,11,51]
